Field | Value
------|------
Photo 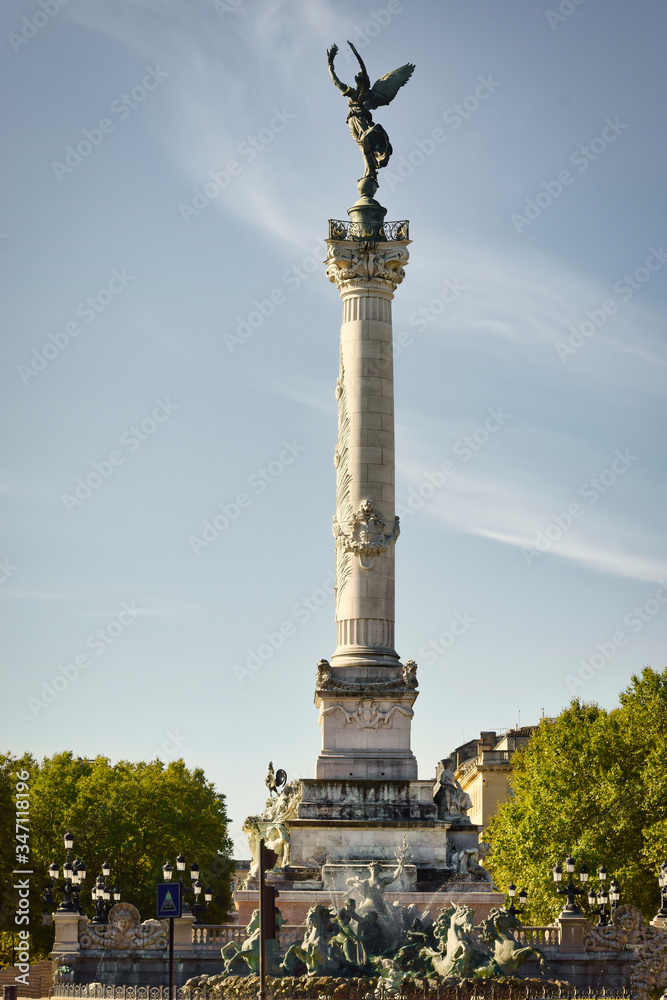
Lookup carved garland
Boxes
[316,659,417,692]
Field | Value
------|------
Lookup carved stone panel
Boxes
[322,698,413,729]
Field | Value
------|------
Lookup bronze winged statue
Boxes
[327,42,415,184]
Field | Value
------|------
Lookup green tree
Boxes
[484,667,667,925]
[1,753,234,964]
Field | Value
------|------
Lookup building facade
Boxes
[450,726,537,828]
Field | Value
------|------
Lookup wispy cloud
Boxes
[396,449,667,584]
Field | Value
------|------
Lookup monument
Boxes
[234,42,502,930]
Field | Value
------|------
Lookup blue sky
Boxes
[2,0,666,862]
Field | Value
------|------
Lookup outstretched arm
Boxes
[327,44,351,95]
[347,40,371,91]
[378,854,405,888]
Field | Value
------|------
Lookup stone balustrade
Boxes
[190,924,304,948]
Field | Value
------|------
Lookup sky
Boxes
[2,0,667,864]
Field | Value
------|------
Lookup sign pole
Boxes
[157,881,181,1000]
[168,916,174,1000]
[258,838,266,1000]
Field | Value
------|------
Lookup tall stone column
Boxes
[315,231,418,780]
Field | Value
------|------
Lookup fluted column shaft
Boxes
[326,240,409,670]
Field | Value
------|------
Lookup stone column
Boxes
[315,235,418,780]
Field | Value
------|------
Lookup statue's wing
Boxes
[368,63,415,109]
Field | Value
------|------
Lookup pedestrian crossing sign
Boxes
[157,882,182,918]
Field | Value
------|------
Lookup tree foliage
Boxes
[484,667,667,925]
[0,753,234,965]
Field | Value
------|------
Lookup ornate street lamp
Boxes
[506,883,528,917]
[162,853,206,917]
[190,881,213,926]
[90,862,121,924]
[43,833,86,914]
[552,854,589,915]
[586,863,620,926]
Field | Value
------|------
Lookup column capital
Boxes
[325,239,410,296]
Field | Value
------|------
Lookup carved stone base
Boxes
[289,816,448,867]
[315,746,418,780]
[315,683,418,780]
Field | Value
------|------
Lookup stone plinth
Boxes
[557,914,588,952]
[297,778,437,821]
[316,690,417,780]
[288,819,449,868]
[52,910,82,957]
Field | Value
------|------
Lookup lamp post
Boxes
[161,854,210,999]
[190,881,213,926]
[43,832,87,915]
[162,854,203,917]
[655,861,667,922]
[552,854,589,915]
[506,883,528,918]
[586,865,620,926]
[90,861,121,924]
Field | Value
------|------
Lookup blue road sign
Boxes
[157,882,182,919]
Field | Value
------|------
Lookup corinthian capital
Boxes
[325,241,409,294]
